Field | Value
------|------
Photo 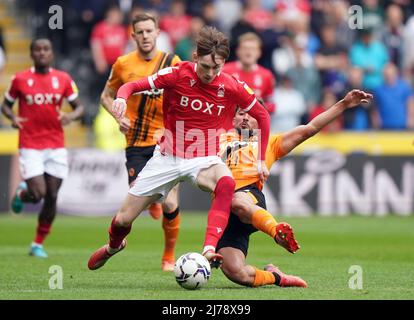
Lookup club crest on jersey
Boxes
[254,75,262,87]
[190,79,196,87]
[52,76,59,89]
[217,84,225,97]
[27,79,34,87]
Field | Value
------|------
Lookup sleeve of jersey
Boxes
[65,75,79,102]
[246,100,270,160]
[263,74,276,113]
[4,75,18,103]
[116,66,178,100]
[236,81,270,160]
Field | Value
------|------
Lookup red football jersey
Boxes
[5,67,79,149]
[150,61,257,158]
[222,61,276,113]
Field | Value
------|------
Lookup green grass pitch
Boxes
[0,213,413,300]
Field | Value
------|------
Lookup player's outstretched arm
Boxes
[280,89,373,155]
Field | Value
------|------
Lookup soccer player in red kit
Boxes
[1,39,84,258]
[223,32,276,113]
[88,27,271,270]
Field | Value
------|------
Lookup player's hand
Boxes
[118,116,131,134]
[112,98,127,120]
[258,160,269,183]
[343,89,373,108]
[58,111,73,126]
[11,116,28,129]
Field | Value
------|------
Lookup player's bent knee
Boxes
[231,195,251,223]
[114,211,134,227]
[162,196,178,213]
[216,176,236,193]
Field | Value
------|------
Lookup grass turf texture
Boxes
[0,213,413,300]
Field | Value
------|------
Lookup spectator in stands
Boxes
[228,4,256,62]
[159,0,191,48]
[372,62,414,130]
[141,0,171,15]
[342,67,372,131]
[349,27,389,91]
[270,75,306,132]
[272,32,313,76]
[244,0,273,31]
[214,0,243,35]
[381,4,405,70]
[286,38,321,122]
[402,14,414,86]
[314,23,348,96]
[89,5,128,124]
[175,16,205,62]
[331,0,356,50]
[309,88,343,133]
[287,13,320,56]
[275,0,312,21]
[259,9,286,73]
[361,0,384,36]
[200,1,220,29]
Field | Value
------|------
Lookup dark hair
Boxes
[196,26,229,62]
[132,12,158,31]
[30,38,52,52]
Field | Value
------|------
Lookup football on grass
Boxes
[174,252,211,290]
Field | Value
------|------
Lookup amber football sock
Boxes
[251,209,278,238]
[252,269,278,287]
[162,208,180,262]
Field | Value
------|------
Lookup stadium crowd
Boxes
[4,0,414,132]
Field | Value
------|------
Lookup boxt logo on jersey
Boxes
[180,96,225,116]
[25,93,62,105]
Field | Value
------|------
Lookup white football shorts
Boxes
[129,146,225,201]
[19,148,68,180]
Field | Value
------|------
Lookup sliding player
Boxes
[217,89,373,287]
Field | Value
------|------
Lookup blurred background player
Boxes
[87,26,271,271]
[100,13,181,271]
[216,89,373,288]
[223,32,276,114]
[0,39,85,258]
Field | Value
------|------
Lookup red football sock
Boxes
[34,222,51,245]
[108,216,131,249]
[203,176,235,251]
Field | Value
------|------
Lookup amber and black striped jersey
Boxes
[219,132,287,190]
[107,50,181,147]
